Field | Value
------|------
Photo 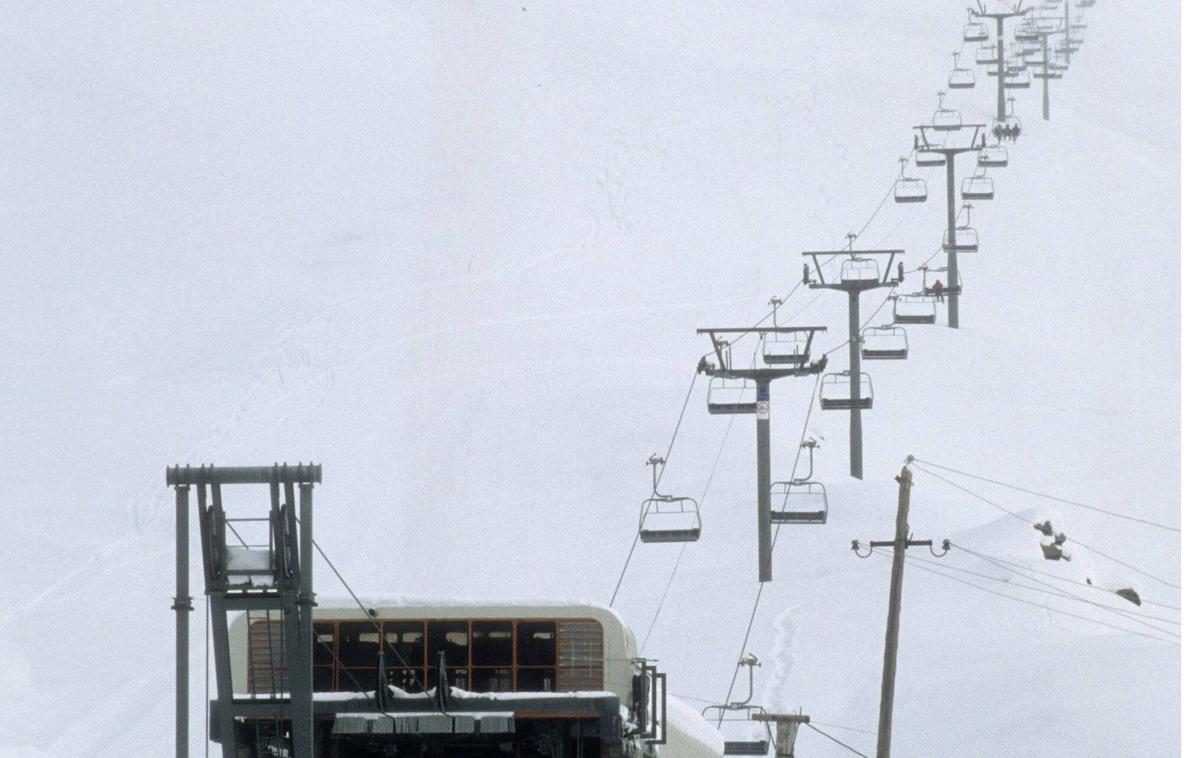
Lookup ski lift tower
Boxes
[970,1,1031,124]
[697,325,827,582]
[913,123,988,330]
[802,237,903,480]
[1018,16,1066,119]
[168,463,322,758]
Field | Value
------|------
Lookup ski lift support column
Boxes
[1025,18,1066,120]
[971,1,1030,123]
[167,463,322,758]
[697,327,827,582]
[914,124,986,330]
[802,239,903,479]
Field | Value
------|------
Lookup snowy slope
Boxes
[0,1,1178,756]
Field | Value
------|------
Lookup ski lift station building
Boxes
[225,599,724,757]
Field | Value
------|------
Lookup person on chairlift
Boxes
[932,279,945,302]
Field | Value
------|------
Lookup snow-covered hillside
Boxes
[0,1,1179,756]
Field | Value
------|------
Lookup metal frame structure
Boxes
[914,123,987,329]
[970,1,1031,124]
[697,324,827,581]
[802,237,902,478]
[1019,16,1066,119]
[638,454,701,543]
[168,463,322,758]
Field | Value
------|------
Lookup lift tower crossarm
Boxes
[801,249,904,289]
[696,325,827,581]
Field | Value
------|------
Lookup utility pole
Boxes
[852,464,949,758]
[971,1,1030,123]
[802,238,903,478]
[913,124,987,330]
[698,326,827,582]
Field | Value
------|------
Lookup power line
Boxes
[806,722,871,757]
[951,543,1181,611]
[912,457,1180,532]
[911,463,1181,590]
[889,550,1180,646]
[610,371,700,606]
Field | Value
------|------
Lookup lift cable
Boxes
[903,550,1181,634]
[609,371,701,605]
[641,395,739,648]
[310,537,446,714]
[910,457,1180,533]
[717,376,821,726]
[949,543,1181,611]
[910,463,1181,590]
[805,722,871,758]
[882,549,1180,647]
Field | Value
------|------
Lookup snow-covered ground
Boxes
[0,1,1179,756]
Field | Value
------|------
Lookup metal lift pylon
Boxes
[697,324,827,582]
[970,1,1031,123]
[913,124,988,330]
[168,463,322,758]
[802,236,903,479]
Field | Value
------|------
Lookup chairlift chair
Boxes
[861,326,909,360]
[943,226,979,252]
[1006,69,1033,89]
[893,157,927,203]
[892,294,937,325]
[948,52,976,90]
[702,658,771,757]
[707,377,758,415]
[762,331,811,366]
[976,44,1000,65]
[915,150,946,168]
[961,174,995,201]
[978,145,1009,168]
[1014,20,1042,41]
[638,494,701,543]
[932,103,963,132]
[963,17,989,43]
[637,456,701,544]
[819,370,874,411]
[770,480,828,524]
[840,257,881,283]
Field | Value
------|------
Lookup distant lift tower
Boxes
[698,324,827,582]
[168,463,322,758]
[970,1,1030,124]
[913,123,989,329]
[1016,16,1066,120]
[802,237,903,480]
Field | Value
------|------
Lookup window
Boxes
[427,621,469,667]
[472,621,514,666]
[338,622,382,668]
[517,621,556,666]
[517,667,556,692]
[383,621,425,667]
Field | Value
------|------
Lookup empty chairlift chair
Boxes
[861,326,909,360]
[707,377,758,415]
[637,455,701,544]
[943,203,979,252]
[976,44,1000,65]
[948,52,976,90]
[1006,69,1032,89]
[893,157,927,204]
[771,482,827,523]
[762,331,811,366]
[819,370,874,411]
[963,11,989,42]
[931,91,962,131]
[961,173,995,201]
[841,256,881,284]
[915,149,946,168]
[702,657,771,757]
[892,294,937,325]
[978,145,1009,168]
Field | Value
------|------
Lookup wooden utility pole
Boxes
[852,464,949,758]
